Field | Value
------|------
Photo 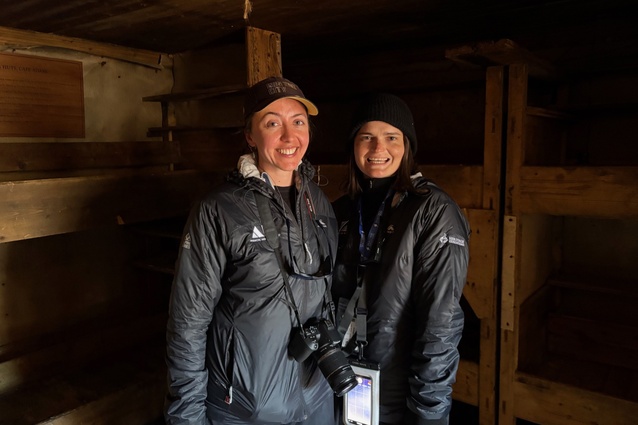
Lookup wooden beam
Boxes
[245,26,282,85]
[446,39,557,80]
[0,341,165,425]
[0,141,181,173]
[0,25,165,69]
[0,170,222,243]
[519,166,638,218]
[452,359,480,406]
[464,209,498,320]
[0,313,166,395]
[514,373,638,425]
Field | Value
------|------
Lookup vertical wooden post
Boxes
[476,65,505,425]
[245,26,282,86]
[499,63,529,425]
[505,63,528,217]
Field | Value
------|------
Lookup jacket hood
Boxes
[228,154,316,194]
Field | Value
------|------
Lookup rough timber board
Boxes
[519,166,638,217]
[445,39,556,80]
[514,373,638,425]
[0,25,164,69]
[245,26,282,85]
[0,170,220,243]
[464,208,498,320]
[452,358,479,406]
[0,342,165,425]
[0,313,166,395]
[0,141,180,172]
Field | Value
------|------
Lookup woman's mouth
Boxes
[277,148,298,155]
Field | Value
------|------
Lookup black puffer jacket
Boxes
[332,175,470,425]
[165,156,337,425]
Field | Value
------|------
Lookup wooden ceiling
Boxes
[1,0,637,74]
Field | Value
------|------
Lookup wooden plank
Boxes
[0,313,166,395]
[142,83,245,102]
[245,27,282,85]
[519,166,638,217]
[0,170,222,243]
[498,329,517,425]
[464,209,498,319]
[420,165,484,209]
[483,66,504,211]
[518,214,557,304]
[478,317,498,425]
[452,359,479,406]
[505,63,528,216]
[0,25,165,69]
[498,216,520,425]
[547,314,638,371]
[0,141,180,173]
[445,39,556,80]
[0,343,165,425]
[500,215,518,332]
[514,373,638,425]
[548,274,638,298]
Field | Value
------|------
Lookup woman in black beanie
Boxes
[332,93,470,425]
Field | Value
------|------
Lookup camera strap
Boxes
[339,264,370,358]
[255,191,336,329]
[255,191,306,329]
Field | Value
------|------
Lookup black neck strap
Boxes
[255,191,334,329]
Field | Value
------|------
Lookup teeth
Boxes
[367,158,389,163]
[278,148,297,155]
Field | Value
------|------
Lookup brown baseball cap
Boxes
[243,76,318,120]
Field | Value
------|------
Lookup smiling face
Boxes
[245,98,310,186]
[353,120,405,179]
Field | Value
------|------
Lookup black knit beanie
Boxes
[349,93,418,153]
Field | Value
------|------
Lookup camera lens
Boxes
[316,346,359,397]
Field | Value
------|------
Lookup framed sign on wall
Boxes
[0,51,84,138]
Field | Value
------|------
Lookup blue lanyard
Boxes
[357,189,394,262]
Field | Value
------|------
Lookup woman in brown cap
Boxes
[165,77,353,425]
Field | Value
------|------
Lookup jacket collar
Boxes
[230,154,316,195]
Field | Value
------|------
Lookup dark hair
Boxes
[345,135,421,198]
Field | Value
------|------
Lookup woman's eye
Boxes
[294,119,306,126]
[266,121,280,128]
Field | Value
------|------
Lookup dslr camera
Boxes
[289,318,358,397]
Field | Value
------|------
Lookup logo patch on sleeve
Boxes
[440,233,466,247]
[182,233,191,249]
[448,235,466,247]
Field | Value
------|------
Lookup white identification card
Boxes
[343,361,380,425]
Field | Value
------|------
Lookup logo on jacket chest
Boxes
[250,225,266,242]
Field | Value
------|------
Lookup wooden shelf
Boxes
[0,340,165,425]
[0,169,222,243]
[547,273,638,298]
[147,124,242,137]
[142,83,245,102]
[0,141,181,173]
[518,166,638,217]
[513,369,638,425]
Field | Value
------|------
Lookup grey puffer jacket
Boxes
[165,155,337,425]
[332,175,470,425]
